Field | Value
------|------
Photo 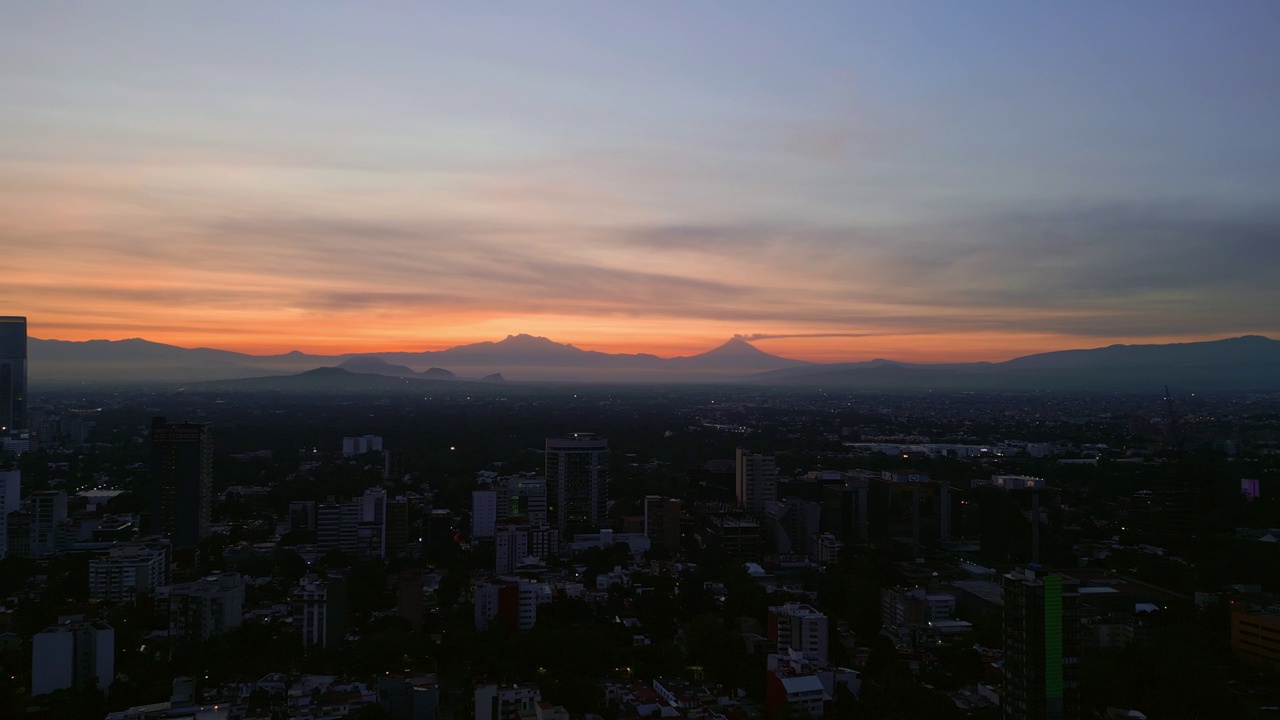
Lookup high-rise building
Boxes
[296,574,348,651]
[31,620,114,697]
[868,470,951,548]
[735,447,776,515]
[0,468,19,560]
[288,500,317,533]
[149,417,212,548]
[821,476,870,544]
[767,603,829,665]
[970,476,1054,565]
[385,497,410,557]
[471,486,507,540]
[28,490,67,557]
[764,498,821,555]
[1002,569,1080,720]
[0,316,26,433]
[316,500,343,549]
[545,434,608,536]
[166,572,245,642]
[509,475,547,525]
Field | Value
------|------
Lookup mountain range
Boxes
[27,334,1280,392]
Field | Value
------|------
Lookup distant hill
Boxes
[748,336,1280,392]
[25,333,1280,390]
[191,367,456,394]
[337,356,421,378]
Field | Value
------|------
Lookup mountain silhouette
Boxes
[25,334,1280,390]
[337,356,419,377]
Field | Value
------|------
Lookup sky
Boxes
[2,2,1278,362]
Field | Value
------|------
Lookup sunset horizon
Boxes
[22,324,1274,366]
[5,4,1277,369]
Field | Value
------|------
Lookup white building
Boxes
[89,540,171,604]
[296,574,346,650]
[341,435,383,456]
[773,675,825,718]
[471,487,506,540]
[768,602,829,665]
[315,489,387,558]
[814,533,843,566]
[474,683,541,720]
[28,490,68,557]
[31,620,114,696]
[495,521,558,574]
[473,577,550,631]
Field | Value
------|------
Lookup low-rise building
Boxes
[31,620,114,697]
[89,540,171,604]
[164,572,244,642]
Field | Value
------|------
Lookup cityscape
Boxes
[4,4,1280,720]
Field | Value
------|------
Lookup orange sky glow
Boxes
[3,5,1276,363]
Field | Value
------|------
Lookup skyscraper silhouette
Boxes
[545,433,608,537]
[0,316,27,432]
[149,417,212,548]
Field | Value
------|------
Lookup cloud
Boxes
[735,332,889,341]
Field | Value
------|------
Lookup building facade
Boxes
[31,620,114,697]
[1231,607,1280,665]
[149,417,213,548]
[1002,570,1080,720]
[643,495,682,550]
[735,447,777,515]
[768,603,829,665]
[0,468,18,560]
[166,572,245,642]
[0,316,26,433]
[296,574,348,651]
[545,434,609,537]
[89,540,171,604]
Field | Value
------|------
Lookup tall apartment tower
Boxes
[644,495,682,550]
[1002,570,1080,720]
[28,490,68,556]
[149,417,213,548]
[735,447,777,515]
[545,434,609,537]
[0,316,26,432]
[296,574,348,651]
[0,468,18,560]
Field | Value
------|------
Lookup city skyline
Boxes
[4,3,1279,363]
